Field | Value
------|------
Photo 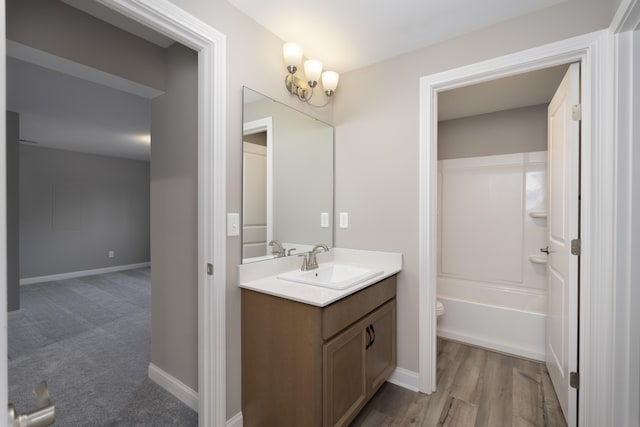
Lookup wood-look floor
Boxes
[350,339,567,427]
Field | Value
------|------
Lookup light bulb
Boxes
[304,59,323,88]
[322,71,339,96]
[283,43,302,74]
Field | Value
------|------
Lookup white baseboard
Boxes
[226,412,243,427]
[20,262,151,285]
[7,309,22,320]
[387,367,420,392]
[148,363,198,412]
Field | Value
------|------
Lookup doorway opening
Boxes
[2,0,227,425]
[434,62,577,426]
[6,5,195,425]
[418,31,613,427]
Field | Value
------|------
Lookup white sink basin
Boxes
[277,264,384,290]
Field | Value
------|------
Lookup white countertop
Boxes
[238,248,403,307]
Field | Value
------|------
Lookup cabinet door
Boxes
[366,300,397,395]
[323,319,367,427]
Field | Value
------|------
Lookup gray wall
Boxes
[438,104,548,160]
[150,43,198,391]
[6,0,166,91]
[19,145,150,278]
[163,2,334,416]
[332,0,615,375]
[7,112,19,312]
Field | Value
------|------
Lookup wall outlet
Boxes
[339,212,349,229]
[108,250,115,258]
[227,213,240,236]
[320,212,329,228]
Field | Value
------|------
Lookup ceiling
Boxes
[438,64,570,121]
[7,57,152,161]
[8,1,571,161]
[6,0,169,161]
[227,0,567,73]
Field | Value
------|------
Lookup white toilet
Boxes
[436,299,445,317]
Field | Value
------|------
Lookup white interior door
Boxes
[242,141,268,259]
[546,62,580,427]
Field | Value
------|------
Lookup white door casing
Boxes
[610,1,640,425]
[1,1,228,426]
[0,1,7,421]
[546,63,580,426]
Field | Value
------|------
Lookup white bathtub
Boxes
[437,277,546,361]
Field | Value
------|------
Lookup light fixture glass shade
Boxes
[283,43,302,71]
[304,59,323,86]
[322,71,339,94]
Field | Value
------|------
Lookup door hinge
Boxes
[570,371,580,389]
[571,239,581,256]
[207,263,213,276]
[572,104,582,121]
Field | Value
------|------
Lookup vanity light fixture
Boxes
[283,42,339,107]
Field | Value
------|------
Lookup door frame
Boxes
[418,30,614,427]
[610,0,640,425]
[0,1,228,426]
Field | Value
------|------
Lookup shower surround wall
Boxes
[437,151,548,361]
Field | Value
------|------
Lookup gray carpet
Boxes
[8,268,198,426]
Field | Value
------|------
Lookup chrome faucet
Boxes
[268,240,286,257]
[299,244,329,271]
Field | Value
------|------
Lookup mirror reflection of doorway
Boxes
[241,87,334,265]
[243,130,269,260]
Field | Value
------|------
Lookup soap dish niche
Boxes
[529,211,548,219]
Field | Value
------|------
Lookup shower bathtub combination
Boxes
[436,151,548,361]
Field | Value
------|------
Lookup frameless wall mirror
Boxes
[242,87,334,263]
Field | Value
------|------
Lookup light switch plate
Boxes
[320,212,329,228]
[339,212,349,228]
[227,213,240,236]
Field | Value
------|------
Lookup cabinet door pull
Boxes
[365,326,373,350]
[370,324,376,346]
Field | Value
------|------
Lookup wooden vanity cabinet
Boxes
[323,300,396,426]
[242,275,397,427]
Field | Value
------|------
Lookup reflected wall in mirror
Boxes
[242,87,334,263]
